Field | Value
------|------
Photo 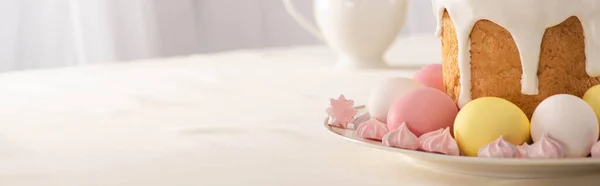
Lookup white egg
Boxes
[531,94,600,157]
[367,77,424,123]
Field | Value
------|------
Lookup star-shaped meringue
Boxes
[326,95,357,129]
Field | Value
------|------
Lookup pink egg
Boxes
[413,64,444,92]
[387,87,458,137]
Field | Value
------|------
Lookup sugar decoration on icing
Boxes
[432,0,600,107]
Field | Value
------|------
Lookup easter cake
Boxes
[325,0,600,159]
[433,0,600,117]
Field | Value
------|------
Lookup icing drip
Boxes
[432,0,600,107]
[582,10,600,76]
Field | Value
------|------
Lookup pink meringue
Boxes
[356,118,389,141]
[326,95,357,129]
[477,136,518,158]
[516,143,530,158]
[418,128,444,142]
[528,133,565,158]
[382,123,420,150]
[591,141,600,158]
[420,127,460,156]
[351,112,371,129]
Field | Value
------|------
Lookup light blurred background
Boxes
[0,0,435,72]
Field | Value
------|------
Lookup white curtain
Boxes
[0,0,199,72]
[0,0,433,72]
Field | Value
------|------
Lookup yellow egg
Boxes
[453,97,531,156]
[583,85,600,131]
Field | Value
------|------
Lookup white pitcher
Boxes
[283,0,409,69]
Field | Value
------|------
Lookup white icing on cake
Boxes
[433,0,600,107]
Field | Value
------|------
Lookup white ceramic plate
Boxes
[324,106,600,179]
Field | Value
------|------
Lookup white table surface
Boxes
[0,35,598,186]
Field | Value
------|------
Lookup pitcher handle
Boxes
[282,0,324,41]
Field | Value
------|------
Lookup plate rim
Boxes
[324,105,600,166]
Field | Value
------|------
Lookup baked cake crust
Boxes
[441,11,600,117]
